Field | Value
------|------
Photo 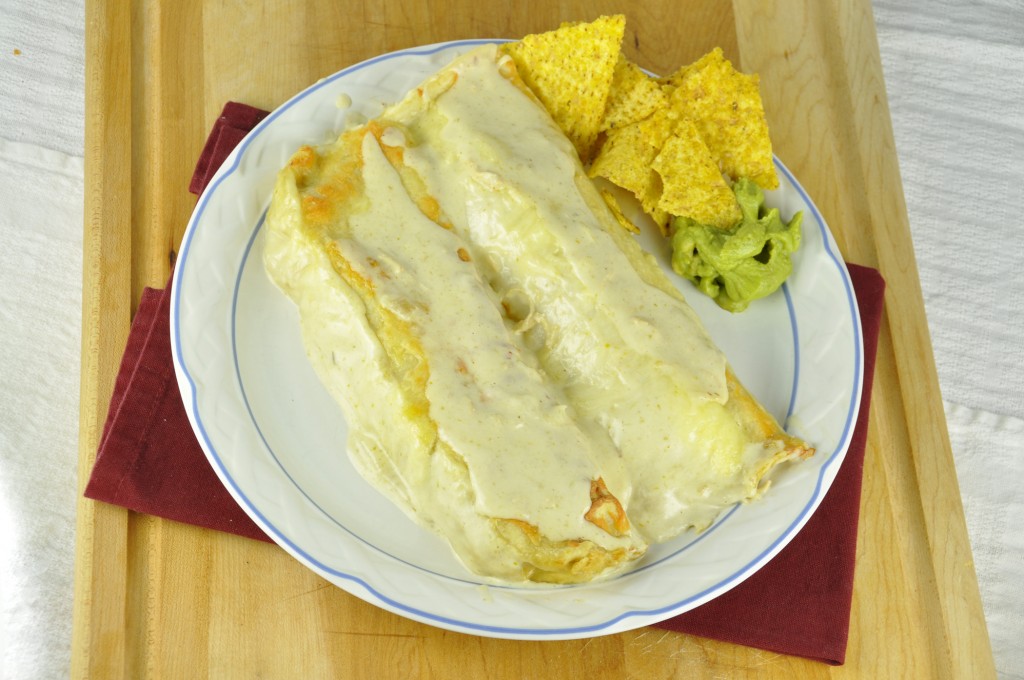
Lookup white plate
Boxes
[171,40,863,640]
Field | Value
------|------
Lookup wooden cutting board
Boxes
[72,1,996,677]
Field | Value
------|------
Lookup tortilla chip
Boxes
[502,15,625,163]
[589,109,673,231]
[665,48,778,189]
[599,188,640,233]
[589,112,666,193]
[652,117,741,229]
[656,61,690,94]
[601,56,667,131]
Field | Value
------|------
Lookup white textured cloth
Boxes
[0,4,85,679]
[0,0,86,158]
[0,140,83,680]
[945,403,1024,677]
[0,0,1022,678]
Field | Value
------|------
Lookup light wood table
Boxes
[72,1,996,677]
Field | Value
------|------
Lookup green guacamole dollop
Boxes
[670,178,802,313]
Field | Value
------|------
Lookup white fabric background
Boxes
[0,1,1020,678]
[0,140,82,680]
[1,4,86,679]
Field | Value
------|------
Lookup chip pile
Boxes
[502,16,778,234]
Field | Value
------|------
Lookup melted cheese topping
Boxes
[344,131,635,543]
[264,45,808,581]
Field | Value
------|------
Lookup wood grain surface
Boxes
[72,1,996,677]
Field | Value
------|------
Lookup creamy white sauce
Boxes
[264,45,802,580]
[383,46,776,541]
[266,164,615,581]
[341,132,631,546]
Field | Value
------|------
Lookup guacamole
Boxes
[670,178,802,313]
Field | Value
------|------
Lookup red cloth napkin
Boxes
[187,102,269,195]
[87,281,272,543]
[85,102,885,664]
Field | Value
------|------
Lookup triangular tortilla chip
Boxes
[502,15,625,163]
[601,55,667,131]
[599,188,641,233]
[589,109,673,232]
[665,48,778,189]
[652,117,741,229]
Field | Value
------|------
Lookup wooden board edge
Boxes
[71,0,134,677]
